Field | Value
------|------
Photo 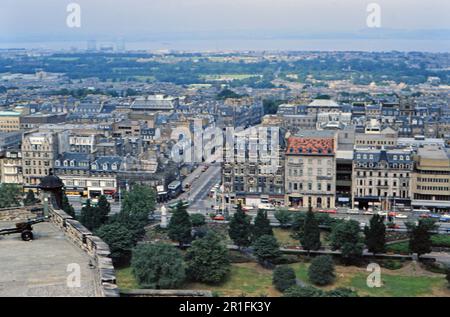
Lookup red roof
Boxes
[286,137,335,155]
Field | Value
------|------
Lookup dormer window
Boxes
[70,160,75,167]
[103,163,108,170]
[91,164,97,170]
[112,163,117,170]
[55,160,60,167]
[63,160,68,166]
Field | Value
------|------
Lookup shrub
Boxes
[273,266,297,292]
[283,285,324,297]
[131,243,186,289]
[308,255,335,286]
[190,213,206,227]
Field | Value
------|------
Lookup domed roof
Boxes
[39,170,64,190]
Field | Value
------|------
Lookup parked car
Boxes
[419,213,431,218]
[213,215,225,221]
[395,213,408,219]
[347,209,359,215]
[319,209,337,214]
[377,211,388,216]
[363,210,375,215]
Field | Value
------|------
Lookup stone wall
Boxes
[47,206,120,297]
[0,206,43,222]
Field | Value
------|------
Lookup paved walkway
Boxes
[0,221,99,297]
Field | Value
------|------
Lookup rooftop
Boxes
[286,136,335,155]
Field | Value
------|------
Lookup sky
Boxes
[0,0,449,50]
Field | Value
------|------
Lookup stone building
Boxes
[0,149,23,184]
[222,126,286,208]
[21,132,58,191]
[411,145,450,212]
[352,148,413,210]
[0,111,21,132]
[285,133,337,209]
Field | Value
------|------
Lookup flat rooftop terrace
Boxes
[0,221,99,297]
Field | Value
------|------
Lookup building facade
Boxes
[411,145,450,212]
[22,132,58,190]
[285,135,337,209]
[352,148,413,210]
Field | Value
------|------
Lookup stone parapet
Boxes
[47,205,120,297]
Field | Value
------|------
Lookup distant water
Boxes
[1,39,449,52]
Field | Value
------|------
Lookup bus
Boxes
[168,180,182,198]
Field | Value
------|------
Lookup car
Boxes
[395,213,408,219]
[419,213,431,218]
[430,214,441,219]
[319,209,337,214]
[377,211,387,216]
[388,212,397,217]
[213,215,225,221]
[363,210,374,215]
[347,209,359,214]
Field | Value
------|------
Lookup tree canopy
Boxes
[228,203,252,248]
[131,243,186,289]
[186,232,230,284]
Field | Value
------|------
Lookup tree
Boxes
[228,203,252,248]
[23,189,37,206]
[95,222,135,265]
[301,207,321,253]
[79,200,102,231]
[252,209,273,242]
[186,232,230,284]
[274,209,292,228]
[190,213,206,227]
[120,184,156,221]
[97,195,110,224]
[364,214,386,254]
[283,285,324,297]
[61,192,75,218]
[409,219,435,258]
[131,243,186,289]
[330,220,364,264]
[273,265,296,292]
[168,200,192,247]
[291,212,307,241]
[253,235,281,265]
[0,184,22,208]
[308,255,335,286]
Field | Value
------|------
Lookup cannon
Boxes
[0,217,47,241]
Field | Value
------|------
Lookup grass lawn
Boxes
[117,263,280,297]
[186,263,280,297]
[386,241,410,254]
[116,260,449,297]
[116,267,140,290]
[431,234,450,247]
[273,228,329,247]
[289,262,449,297]
[273,228,298,247]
